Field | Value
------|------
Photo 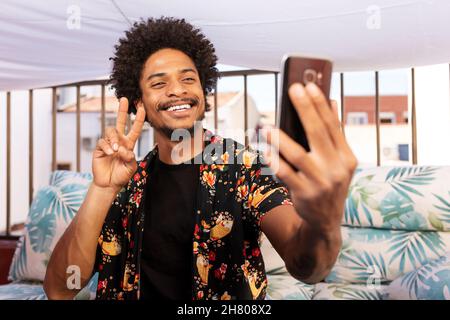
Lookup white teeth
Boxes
[166,104,192,112]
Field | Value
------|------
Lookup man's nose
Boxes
[166,81,187,97]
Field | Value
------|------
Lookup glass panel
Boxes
[9,91,30,233]
[379,68,411,165]
[205,76,245,144]
[79,85,103,174]
[340,71,377,167]
[56,86,77,172]
[415,64,450,165]
[247,74,277,129]
[0,92,8,233]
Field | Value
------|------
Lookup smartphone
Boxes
[277,55,333,154]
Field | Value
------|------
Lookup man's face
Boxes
[138,48,205,137]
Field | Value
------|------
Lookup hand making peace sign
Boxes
[92,97,146,192]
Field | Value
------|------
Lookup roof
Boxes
[60,96,119,113]
[206,91,240,109]
[1,0,450,91]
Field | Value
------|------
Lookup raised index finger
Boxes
[116,97,129,134]
[127,106,146,146]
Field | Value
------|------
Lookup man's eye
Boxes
[152,82,164,87]
[183,78,195,82]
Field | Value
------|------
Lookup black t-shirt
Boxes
[140,155,199,300]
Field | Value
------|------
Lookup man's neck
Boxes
[154,126,204,164]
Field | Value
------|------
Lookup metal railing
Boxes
[0,66,435,235]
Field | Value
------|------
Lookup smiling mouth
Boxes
[159,99,198,113]
[165,103,194,112]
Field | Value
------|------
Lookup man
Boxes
[44,17,357,300]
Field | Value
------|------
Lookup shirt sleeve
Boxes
[247,154,293,227]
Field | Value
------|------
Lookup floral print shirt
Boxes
[94,130,293,300]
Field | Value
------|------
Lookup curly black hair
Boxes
[110,17,219,114]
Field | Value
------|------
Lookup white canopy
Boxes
[1,0,450,91]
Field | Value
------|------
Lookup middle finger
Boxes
[288,83,335,156]
[127,106,146,146]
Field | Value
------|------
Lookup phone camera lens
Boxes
[303,69,317,84]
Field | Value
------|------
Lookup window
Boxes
[82,137,96,151]
[104,115,116,127]
[398,144,409,161]
[56,162,72,171]
[380,112,396,124]
[403,111,409,124]
[347,112,368,125]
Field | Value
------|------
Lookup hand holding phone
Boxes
[265,54,358,241]
[277,55,333,153]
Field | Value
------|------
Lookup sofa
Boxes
[1,165,449,300]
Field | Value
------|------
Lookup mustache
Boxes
[158,98,199,111]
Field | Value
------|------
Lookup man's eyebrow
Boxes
[146,68,197,81]
[180,68,197,75]
[147,72,166,81]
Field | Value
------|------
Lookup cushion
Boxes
[266,274,314,300]
[325,226,450,284]
[344,166,450,231]
[0,272,98,300]
[0,282,46,300]
[386,252,450,300]
[73,272,98,300]
[8,170,92,282]
[261,233,314,300]
[313,282,388,300]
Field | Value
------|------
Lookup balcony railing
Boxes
[1,65,446,236]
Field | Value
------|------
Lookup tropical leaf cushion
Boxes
[73,272,98,300]
[261,235,315,300]
[5,165,450,300]
[345,166,450,231]
[326,226,450,284]
[313,282,388,300]
[8,170,92,282]
[0,282,46,300]
[266,274,314,300]
[0,273,98,300]
[386,252,450,300]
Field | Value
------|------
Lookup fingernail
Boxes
[306,82,320,95]
[291,83,305,97]
[113,143,118,151]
